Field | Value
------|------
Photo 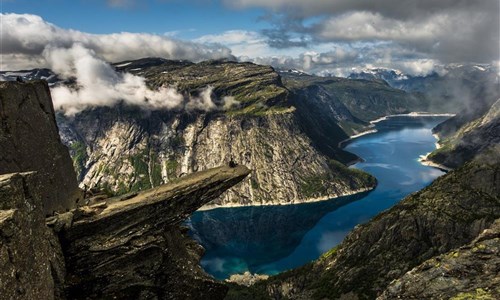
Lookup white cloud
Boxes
[45,44,234,115]
[196,30,280,58]
[225,0,499,64]
[46,44,182,115]
[0,13,234,70]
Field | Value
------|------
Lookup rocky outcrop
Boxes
[0,172,66,300]
[233,142,500,299]
[58,60,378,208]
[0,81,82,215]
[380,218,500,299]
[57,165,250,299]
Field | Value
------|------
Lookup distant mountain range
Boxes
[348,64,499,113]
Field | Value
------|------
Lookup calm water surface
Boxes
[188,116,448,280]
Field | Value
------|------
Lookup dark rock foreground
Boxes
[59,165,250,299]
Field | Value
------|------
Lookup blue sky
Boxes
[1,0,266,39]
[1,0,499,75]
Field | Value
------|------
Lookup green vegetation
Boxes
[300,174,330,198]
[299,159,375,198]
[128,147,159,192]
[145,61,289,115]
[70,141,88,177]
[165,159,178,179]
[450,288,495,300]
[320,246,339,260]
[227,103,294,116]
[150,153,163,187]
[251,176,259,190]
[327,159,372,182]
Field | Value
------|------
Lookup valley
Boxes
[1,2,499,299]
[1,58,498,300]
[190,115,448,280]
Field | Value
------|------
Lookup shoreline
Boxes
[339,112,454,148]
[418,152,452,172]
[370,112,455,125]
[432,134,442,149]
[417,132,451,172]
[197,187,374,211]
[338,129,378,148]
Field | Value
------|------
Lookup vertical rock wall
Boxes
[0,81,82,215]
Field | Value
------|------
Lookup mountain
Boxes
[0,68,61,85]
[428,98,500,168]
[281,71,428,127]
[348,68,412,88]
[52,58,435,208]
[0,81,250,299]
[348,64,499,114]
[226,91,500,299]
[11,59,465,208]
[380,218,500,299]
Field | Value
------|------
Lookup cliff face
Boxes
[429,98,500,168]
[57,60,387,207]
[59,109,374,208]
[380,218,500,299]
[0,172,66,300]
[0,81,82,215]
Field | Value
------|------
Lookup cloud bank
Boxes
[225,0,499,64]
[1,13,234,70]
[1,13,240,115]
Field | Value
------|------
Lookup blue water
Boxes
[188,116,448,280]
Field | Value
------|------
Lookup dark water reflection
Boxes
[189,116,449,279]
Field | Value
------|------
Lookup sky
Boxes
[1,0,499,76]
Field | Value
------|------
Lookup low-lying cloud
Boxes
[46,44,238,116]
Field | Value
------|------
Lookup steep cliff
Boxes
[0,81,82,215]
[0,172,66,300]
[428,98,500,168]
[57,60,380,208]
[380,218,500,299]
